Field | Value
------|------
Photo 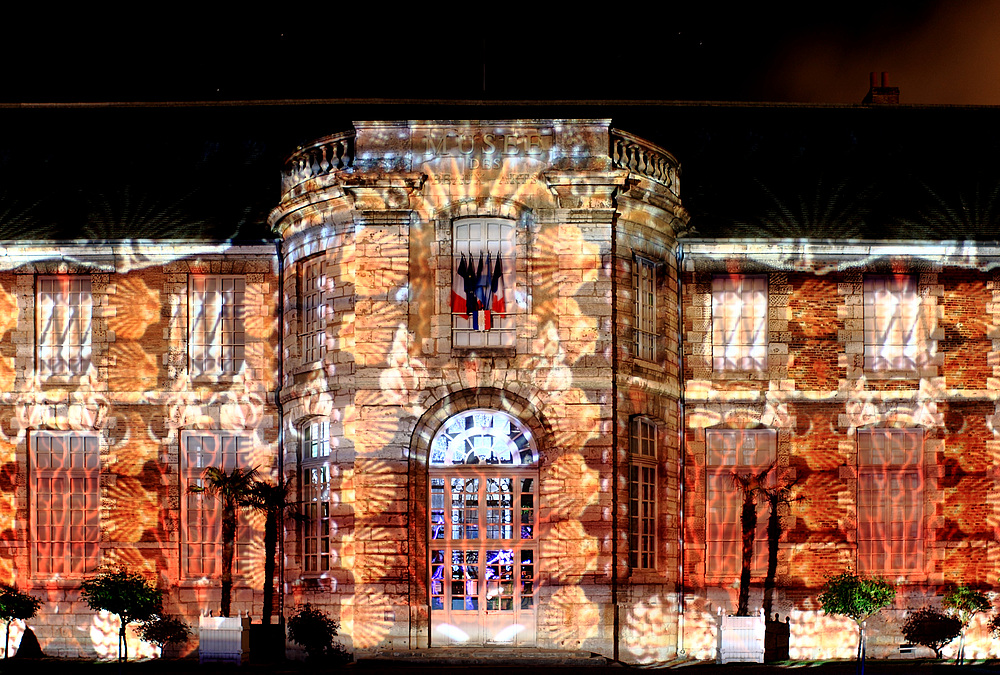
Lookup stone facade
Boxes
[2,119,1000,664]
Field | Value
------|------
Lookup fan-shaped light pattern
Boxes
[107,476,162,542]
[0,282,16,349]
[108,340,159,393]
[622,594,678,663]
[101,547,158,577]
[377,326,427,413]
[541,453,599,519]
[243,285,277,341]
[430,409,537,466]
[538,586,598,649]
[344,591,394,649]
[108,277,160,340]
[349,527,398,583]
[90,610,159,661]
[413,153,543,225]
[352,459,401,518]
[541,520,598,583]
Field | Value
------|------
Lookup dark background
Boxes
[1,3,998,242]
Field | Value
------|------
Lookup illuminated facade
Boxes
[3,117,1000,663]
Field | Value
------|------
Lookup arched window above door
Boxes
[429,409,537,467]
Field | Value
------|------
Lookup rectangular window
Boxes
[712,275,767,372]
[38,276,92,378]
[181,432,254,578]
[451,218,515,349]
[705,429,776,577]
[629,418,657,570]
[190,276,246,378]
[857,429,923,574]
[301,421,332,573]
[31,432,100,576]
[864,275,927,372]
[300,258,327,365]
[634,257,657,362]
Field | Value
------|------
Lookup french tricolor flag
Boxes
[451,254,469,317]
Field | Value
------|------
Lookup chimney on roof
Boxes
[862,71,899,104]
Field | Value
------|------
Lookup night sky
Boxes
[3,2,999,105]
[1,3,999,242]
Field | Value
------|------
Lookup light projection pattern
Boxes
[682,243,1000,660]
[0,256,279,658]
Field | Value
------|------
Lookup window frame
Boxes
[299,256,328,367]
[711,274,768,373]
[863,275,926,374]
[633,256,657,362]
[300,420,333,574]
[180,430,255,579]
[704,428,777,578]
[189,275,246,379]
[856,428,924,575]
[30,431,100,577]
[451,217,516,350]
[629,417,657,571]
[37,275,93,380]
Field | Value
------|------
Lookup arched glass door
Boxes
[428,409,538,645]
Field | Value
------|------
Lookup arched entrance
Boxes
[428,409,538,645]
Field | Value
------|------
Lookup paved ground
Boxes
[0,658,999,674]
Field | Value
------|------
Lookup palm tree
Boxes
[189,466,260,617]
[762,480,802,620]
[731,463,774,616]
[244,476,298,626]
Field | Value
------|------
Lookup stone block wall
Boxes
[680,243,1000,659]
[0,245,280,657]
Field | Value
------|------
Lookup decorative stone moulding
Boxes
[717,608,765,664]
[199,614,251,664]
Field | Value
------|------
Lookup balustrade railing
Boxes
[611,130,680,196]
[280,132,355,197]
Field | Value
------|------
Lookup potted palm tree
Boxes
[244,476,299,661]
[188,465,259,664]
[718,463,773,663]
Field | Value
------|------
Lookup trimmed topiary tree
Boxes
[902,607,961,658]
[80,567,163,662]
[818,571,895,675]
[943,585,990,665]
[0,585,41,659]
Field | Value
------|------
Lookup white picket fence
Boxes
[717,608,765,663]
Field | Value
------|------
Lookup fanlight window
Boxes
[430,410,537,467]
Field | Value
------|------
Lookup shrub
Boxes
[137,615,191,649]
[902,607,961,658]
[287,603,349,663]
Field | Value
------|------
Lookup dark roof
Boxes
[1,101,998,241]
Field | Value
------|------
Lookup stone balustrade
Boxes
[280,131,355,198]
[611,129,680,196]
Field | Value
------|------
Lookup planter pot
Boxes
[718,609,765,664]
[199,615,250,664]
